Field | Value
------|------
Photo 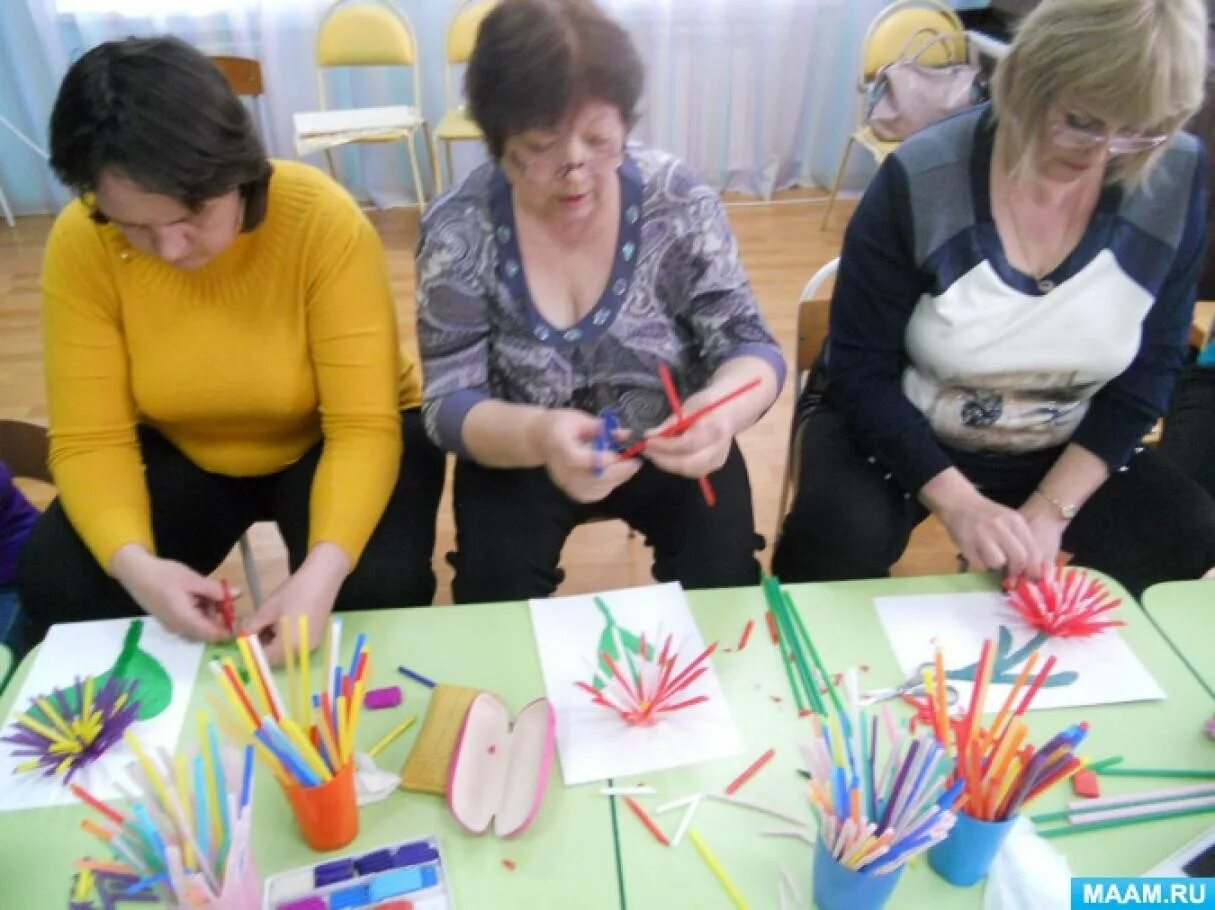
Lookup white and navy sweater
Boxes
[825,104,1207,493]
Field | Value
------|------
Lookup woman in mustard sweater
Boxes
[17,37,444,659]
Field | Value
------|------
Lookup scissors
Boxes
[859,662,962,708]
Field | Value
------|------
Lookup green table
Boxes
[1143,579,1215,698]
[0,574,1212,909]
[612,574,1215,909]
[0,601,621,910]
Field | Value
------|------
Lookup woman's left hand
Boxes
[1204,566,1215,579]
[642,389,736,479]
[240,542,351,664]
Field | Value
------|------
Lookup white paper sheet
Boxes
[872,591,1165,713]
[0,617,204,811]
[529,582,742,786]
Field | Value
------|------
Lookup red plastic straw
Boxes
[624,796,670,846]
[735,620,756,652]
[725,748,776,795]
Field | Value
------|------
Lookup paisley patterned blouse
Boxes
[415,148,786,457]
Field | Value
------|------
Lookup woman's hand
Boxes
[1017,493,1070,575]
[1204,566,1215,580]
[537,409,640,502]
[110,544,231,641]
[920,469,1044,576]
[642,390,735,478]
[241,543,350,664]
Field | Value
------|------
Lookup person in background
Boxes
[0,462,37,661]
[18,37,444,660]
[416,0,785,603]
[1159,12,1215,579]
[773,0,1215,598]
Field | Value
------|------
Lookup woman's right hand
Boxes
[537,409,640,503]
[920,469,1043,576]
[109,544,232,642]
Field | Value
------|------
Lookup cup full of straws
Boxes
[803,706,964,910]
[73,728,260,909]
[917,643,1089,887]
[208,616,368,852]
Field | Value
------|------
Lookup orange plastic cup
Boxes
[282,762,359,851]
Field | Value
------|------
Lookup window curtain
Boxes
[0,0,888,215]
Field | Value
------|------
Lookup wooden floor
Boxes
[0,189,959,611]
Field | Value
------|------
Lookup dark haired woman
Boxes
[18,36,444,659]
[417,0,785,602]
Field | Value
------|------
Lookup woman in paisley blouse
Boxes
[416,0,785,603]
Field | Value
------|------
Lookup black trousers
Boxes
[771,404,1215,599]
[1159,363,1215,502]
[17,409,445,641]
[448,443,763,603]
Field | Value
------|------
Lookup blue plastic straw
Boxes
[397,664,438,689]
[193,755,210,867]
[254,727,319,788]
[349,633,367,682]
[123,873,169,896]
[239,744,255,812]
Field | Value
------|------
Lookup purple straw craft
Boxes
[2,675,141,782]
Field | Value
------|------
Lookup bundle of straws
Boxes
[576,629,717,726]
[802,701,962,875]
[922,644,1088,820]
[761,573,844,719]
[1004,566,1124,638]
[74,726,256,906]
[208,617,367,787]
[2,675,140,781]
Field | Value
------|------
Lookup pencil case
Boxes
[447,692,555,838]
[399,684,482,795]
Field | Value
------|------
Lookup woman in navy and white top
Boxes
[417,0,784,603]
[773,0,1215,597]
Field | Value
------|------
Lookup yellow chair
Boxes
[294,0,435,210]
[431,0,497,193]
[821,0,965,229]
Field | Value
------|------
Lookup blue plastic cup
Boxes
[812,837,905,910]
[927,811,1017,887]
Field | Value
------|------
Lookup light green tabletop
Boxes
[1,575,1211,910]
[612,574,1215,909]
[0,600,622,910]
[1142,579,1215,699]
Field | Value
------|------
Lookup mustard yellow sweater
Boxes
[42,160,422,567]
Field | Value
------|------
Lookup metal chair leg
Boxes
[821,136,856,231]
[406,130,427,214]
[0,183,15,228]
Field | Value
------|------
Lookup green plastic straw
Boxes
[1098,768,1215,780]
[766,576,824,714]
[1082,755,1124,774]
[782,589,845,719]
[1037,801,1215,838]
[761,578,806,714]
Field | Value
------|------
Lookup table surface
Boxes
[1142,579,1215,699]
[0,572,1211,910]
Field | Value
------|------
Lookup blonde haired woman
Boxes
[774,0,1215,597]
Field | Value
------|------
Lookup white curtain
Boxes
[0,0,888,214]
[604,0,887,197]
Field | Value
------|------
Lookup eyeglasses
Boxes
[1051,111,1169,156]
[508,135,625,185]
